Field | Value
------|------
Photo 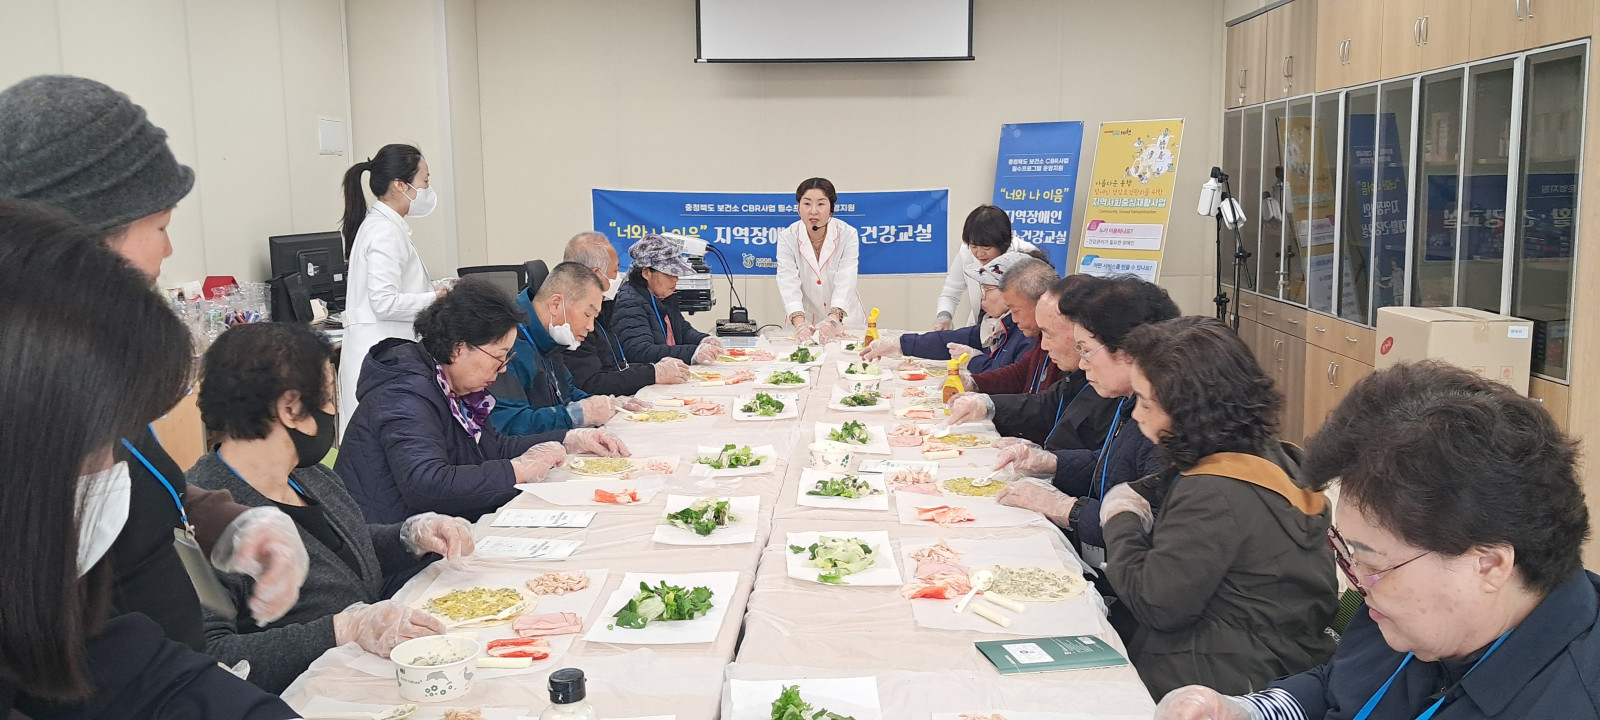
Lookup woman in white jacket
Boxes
[775,177,864,343]
[931,205,1040,330]
[337,144,444,434]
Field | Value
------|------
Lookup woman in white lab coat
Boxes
[931,204,1040,330]
[775,177,864,343]
[337,143,443,434]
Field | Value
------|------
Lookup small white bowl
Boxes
[393,634,481,703]
[841,375,882,395]
[809,441,855,472]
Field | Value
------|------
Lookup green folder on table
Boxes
[976,635,1130,674]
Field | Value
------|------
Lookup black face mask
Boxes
[289,407,337,468]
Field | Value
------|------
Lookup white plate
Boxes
[753,368,812,389]
[731,392,801,421]
[812,421,893,455]
[784,530,902,586]
[689,444,778,477]
[768,349,826,368]
[827,387,890,413]
[796,468,890,511]
[651,495,761,546]
[582,571,740,645]
[728,677,883,720]
[836,360,888,378]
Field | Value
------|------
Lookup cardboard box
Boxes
[1374,307,1535,395]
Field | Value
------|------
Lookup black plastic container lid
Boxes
[549,667,586,704]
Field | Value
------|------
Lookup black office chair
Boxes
[524,260,550,295]
[457,265,527,298]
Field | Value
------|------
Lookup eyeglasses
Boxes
[473,345,516,372]
[1075,342,1106,360]
[1327,525,1429,596]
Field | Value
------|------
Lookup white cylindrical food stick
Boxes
[475,656,533,669]
[700,380,727,387]
[972,604,1011,628]
[923,449,960,460]
[984,592,1026,613]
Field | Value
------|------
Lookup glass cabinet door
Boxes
[1222,110,1243,316]
[1281,96,1315,305]
[1308,93,1341,315]
[1513,47,1585,380]
[1339,87,1378,324]
[1459,60,1517,314]
[1373,79,1415,315]
[1241,107,1265,295]
[1261,102,1288,297]
[1413,69,1465,307]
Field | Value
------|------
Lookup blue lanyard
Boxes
[648,294,673,340]
[217,453,308,500]
[598,324,628,368]
[1030,357,1050,393]
[1053,381,1093,428]
[121,433,189,529]
[1096,398,1128,500]
[1353,631,1511,720]
[519,323,566,404]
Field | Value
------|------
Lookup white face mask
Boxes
[406,183,438,218]
[548,301,582,351]
[602,271,623,301]
[76,461,132,577]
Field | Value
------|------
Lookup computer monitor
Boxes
[269,231,347,310]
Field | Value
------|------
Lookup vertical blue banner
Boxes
[592,189,949,275]
[993,121,1085,272]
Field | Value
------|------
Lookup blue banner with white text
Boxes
[993,121,1085,272]
[592,189,950,275]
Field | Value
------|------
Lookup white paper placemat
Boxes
[582,571,740,645]
[900,536,1102,637]
[784,531,903,587]
[651,495,761,546]
[728,677,883,720]
[813,421,893,455]
[795,468,890,511]
[893,492,1047,528]
[518,476,667,505]
[546,455,681,483]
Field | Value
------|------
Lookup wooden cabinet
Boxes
[1227,15,1270,108]
[1472,0,1593,58]
[1385,0,1471,76]
[1529,376,1571,431]
[1261,325,1309,443]
[1304,343,1376,437]
[1267,0,1320,99]
[1317,0,1385,91]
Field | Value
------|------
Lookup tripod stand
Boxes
[1208,170,1253,331]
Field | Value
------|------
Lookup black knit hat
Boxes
[0,75,194,232]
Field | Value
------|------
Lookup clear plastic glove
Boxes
[654,357,692,384]
[993,440,1059,477]
[691,340,722,365]
[574,394,617,426]
[995,478,1076,525]
[816,318,845,345]
[946,343,981,361]
[400,512,475,560]
[957,366,977,392]
[617,396,652,412]
[1154,686,1254,720]
[944,392,995,426]
[859,337,901,361]
[210,506,309,625]
[333,600,446,658]
[563,428,631,457]
[509,441,566,483]
[702,335,724,350]
[791,313,817,344]
[1101,483,1155,533]
[931,313,954,332]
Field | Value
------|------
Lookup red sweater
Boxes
[972,344,1062,395]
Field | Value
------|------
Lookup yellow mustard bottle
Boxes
[941,353,970,404]
[863,307,881,344]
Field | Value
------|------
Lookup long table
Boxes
[282,335,1156,719]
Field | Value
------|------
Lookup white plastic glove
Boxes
[1154,686,1255,720]
[816,318,845,345]
[930,313,954,332]
[791,313,817,344]
[993,440,1059,477]
[210,506,309,625]
[399,512,476,561]
[859,337,902,361]
[691,340,722,365]
[957,366,977,392]
[333,600,446,658]
[563,428,631,457]
[995,478,1076,526]
[946,343,981,361]
[654,357,692,384]
[944,392,995,426]
[574,394,617,426]
[1101,483,1155,533]
[509,441,566,483]
[617,396,651,412]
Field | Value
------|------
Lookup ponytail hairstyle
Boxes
[0,199,191,700]
[340,143,424,256]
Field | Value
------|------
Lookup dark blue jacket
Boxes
[336,338,566,524]
[487,287,590,436]
[612,280,709,364]
[992,370,1121,450]
[1049,395,1162,549]
[564,299,659,397]
[1268,569,1600,719]
[895,314,1034,375]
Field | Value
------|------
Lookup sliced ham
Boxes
[689,402,724,416]
[512,612,583,638]
[909,540,963,565]
[485,636,550,660]
[916,505,976,526]
[899,571,973,600]
[526,571,590,595]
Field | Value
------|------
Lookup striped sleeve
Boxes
[1232,688,1307,720]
